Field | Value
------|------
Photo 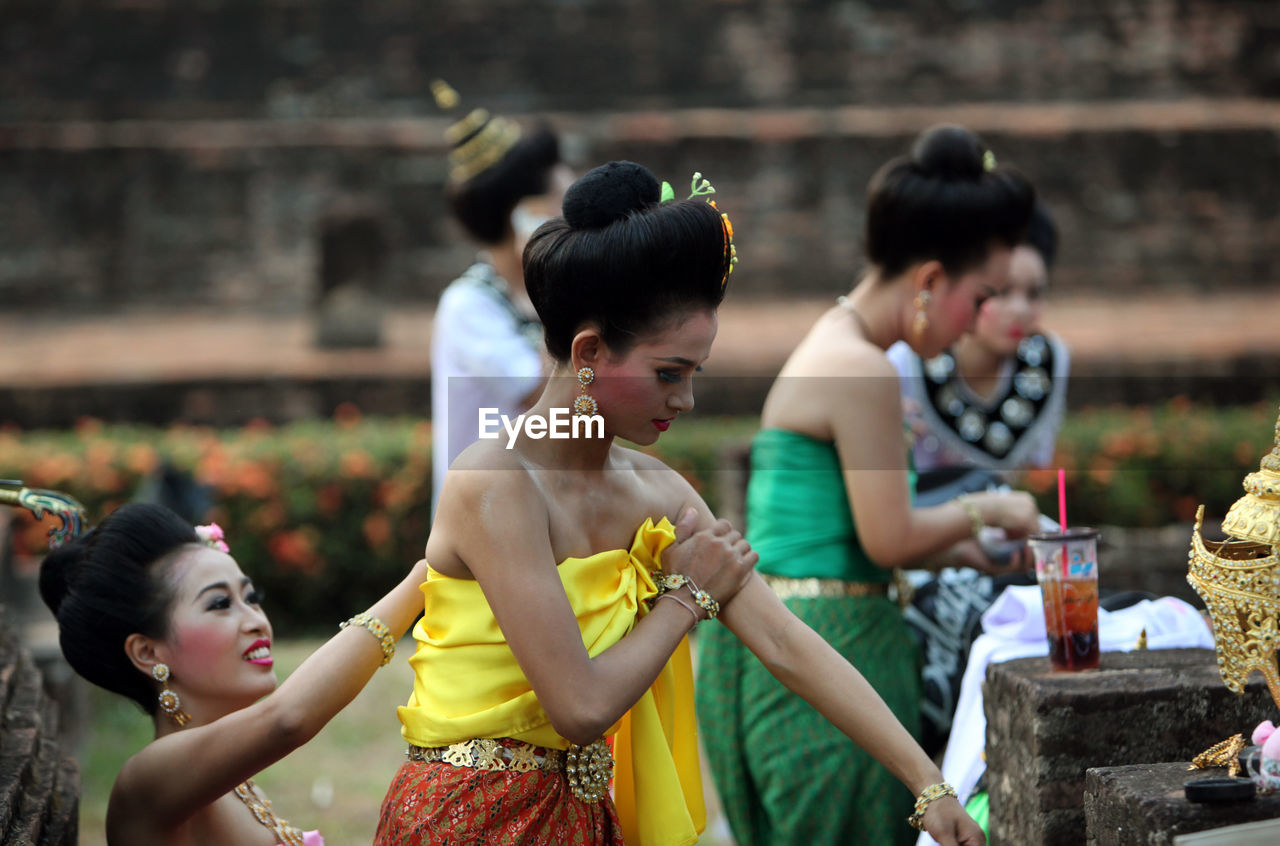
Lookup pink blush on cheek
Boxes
[169,621,234,669]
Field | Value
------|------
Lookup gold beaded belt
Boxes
[762,574,889,600]
[407,737,613,802]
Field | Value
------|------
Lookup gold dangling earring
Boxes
[912,290,932,341]
[153,663,191,726]
[573,367,598,417]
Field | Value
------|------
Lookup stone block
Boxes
[1085,762,1280,845]
[984,649,1278,846]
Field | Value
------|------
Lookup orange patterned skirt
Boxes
[374,759,625,846]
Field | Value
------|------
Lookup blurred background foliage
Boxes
[4,400,1274,632]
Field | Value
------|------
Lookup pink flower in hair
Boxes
[195,523,230,553]
[1253,720,1276,747]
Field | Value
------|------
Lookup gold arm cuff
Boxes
[340,612,396,666]
[762,574,889,600]
[955,494,985,538]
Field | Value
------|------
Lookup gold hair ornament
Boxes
[431,78,523,184]
[658,172,737,289]
[0,480,86,549]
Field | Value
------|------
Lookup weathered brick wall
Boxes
[1085,762,1280,845]
[2,0,1277,119]
[1,1,1278,312]
[3,118,1278,311]
[0,609,78,846]
[984,649,1278,846]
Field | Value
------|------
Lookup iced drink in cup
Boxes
[1029,528,1100,671]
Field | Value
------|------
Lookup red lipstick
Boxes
[243,639,273,666]
[653,418,672,432]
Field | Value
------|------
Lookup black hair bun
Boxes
[562,161,661,230]
[38,539,84,616]
[912,124,986,180]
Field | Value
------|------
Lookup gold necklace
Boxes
[233,779,307,846]
[836,295,872,338]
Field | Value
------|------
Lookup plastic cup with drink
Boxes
[1029,528,1100,671]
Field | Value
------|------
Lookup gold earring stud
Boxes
[912,290,932,340]
[153,662,191,726]
[573,366,598,417]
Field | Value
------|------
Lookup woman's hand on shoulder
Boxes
[661,507,758,611]
[923,795,986,846]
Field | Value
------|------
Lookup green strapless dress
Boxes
[696,429,922,846]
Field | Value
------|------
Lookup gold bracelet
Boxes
[340,612,396,666]
[954,494,985,538]
[655,592,701,630]
[655,572,689,594]
[907,781,958,831]
[684,577,720,620]
[655,571,720,620]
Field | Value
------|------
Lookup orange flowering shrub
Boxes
[2,403,1273,628]
[1023,400,1278,529]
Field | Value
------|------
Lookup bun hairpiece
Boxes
[660,171,738,290]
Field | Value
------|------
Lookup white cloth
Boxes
[916,586,1214,846]
[430,263,543,509]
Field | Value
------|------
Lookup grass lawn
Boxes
[76,636,736,845]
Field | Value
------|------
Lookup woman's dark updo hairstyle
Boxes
[1024,201,1058,271]
[866,124,1035,280]
[524,161,730,362]
[39,502,200,715]
[449,124,562,245]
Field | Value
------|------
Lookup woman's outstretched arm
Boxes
[721,576,985,846]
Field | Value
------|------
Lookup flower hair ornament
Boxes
[195,522,230,553]
[660,171,738,290]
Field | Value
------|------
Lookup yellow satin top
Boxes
[397,517,705,846]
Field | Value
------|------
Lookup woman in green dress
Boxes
[697,125,1044,846]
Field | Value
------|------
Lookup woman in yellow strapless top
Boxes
[374,162,984,846]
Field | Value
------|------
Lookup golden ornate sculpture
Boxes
[0,479,87,548]
[1187,405,1280,710]
[1222,411,1280,547]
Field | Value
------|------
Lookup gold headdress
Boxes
[0,479,87,549]
[432,79,523,185]
[1187,405,1280,709]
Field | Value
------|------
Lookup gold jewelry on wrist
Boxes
[907,781,958,831]
[656,592,701,630]
[340,612,396,666]
[686,580,720,620]
[655,571,720,620]
[655,572,690,594]
[955,494,985,539]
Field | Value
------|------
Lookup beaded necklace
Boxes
[233,779,307,846]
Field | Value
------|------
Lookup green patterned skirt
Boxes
[696,594,922,846]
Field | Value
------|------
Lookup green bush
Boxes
[4,401,1275,630]
[1023,400,1279,529]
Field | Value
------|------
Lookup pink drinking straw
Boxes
[1057,467,1068,531]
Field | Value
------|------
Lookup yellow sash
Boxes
[397,517,704,846]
